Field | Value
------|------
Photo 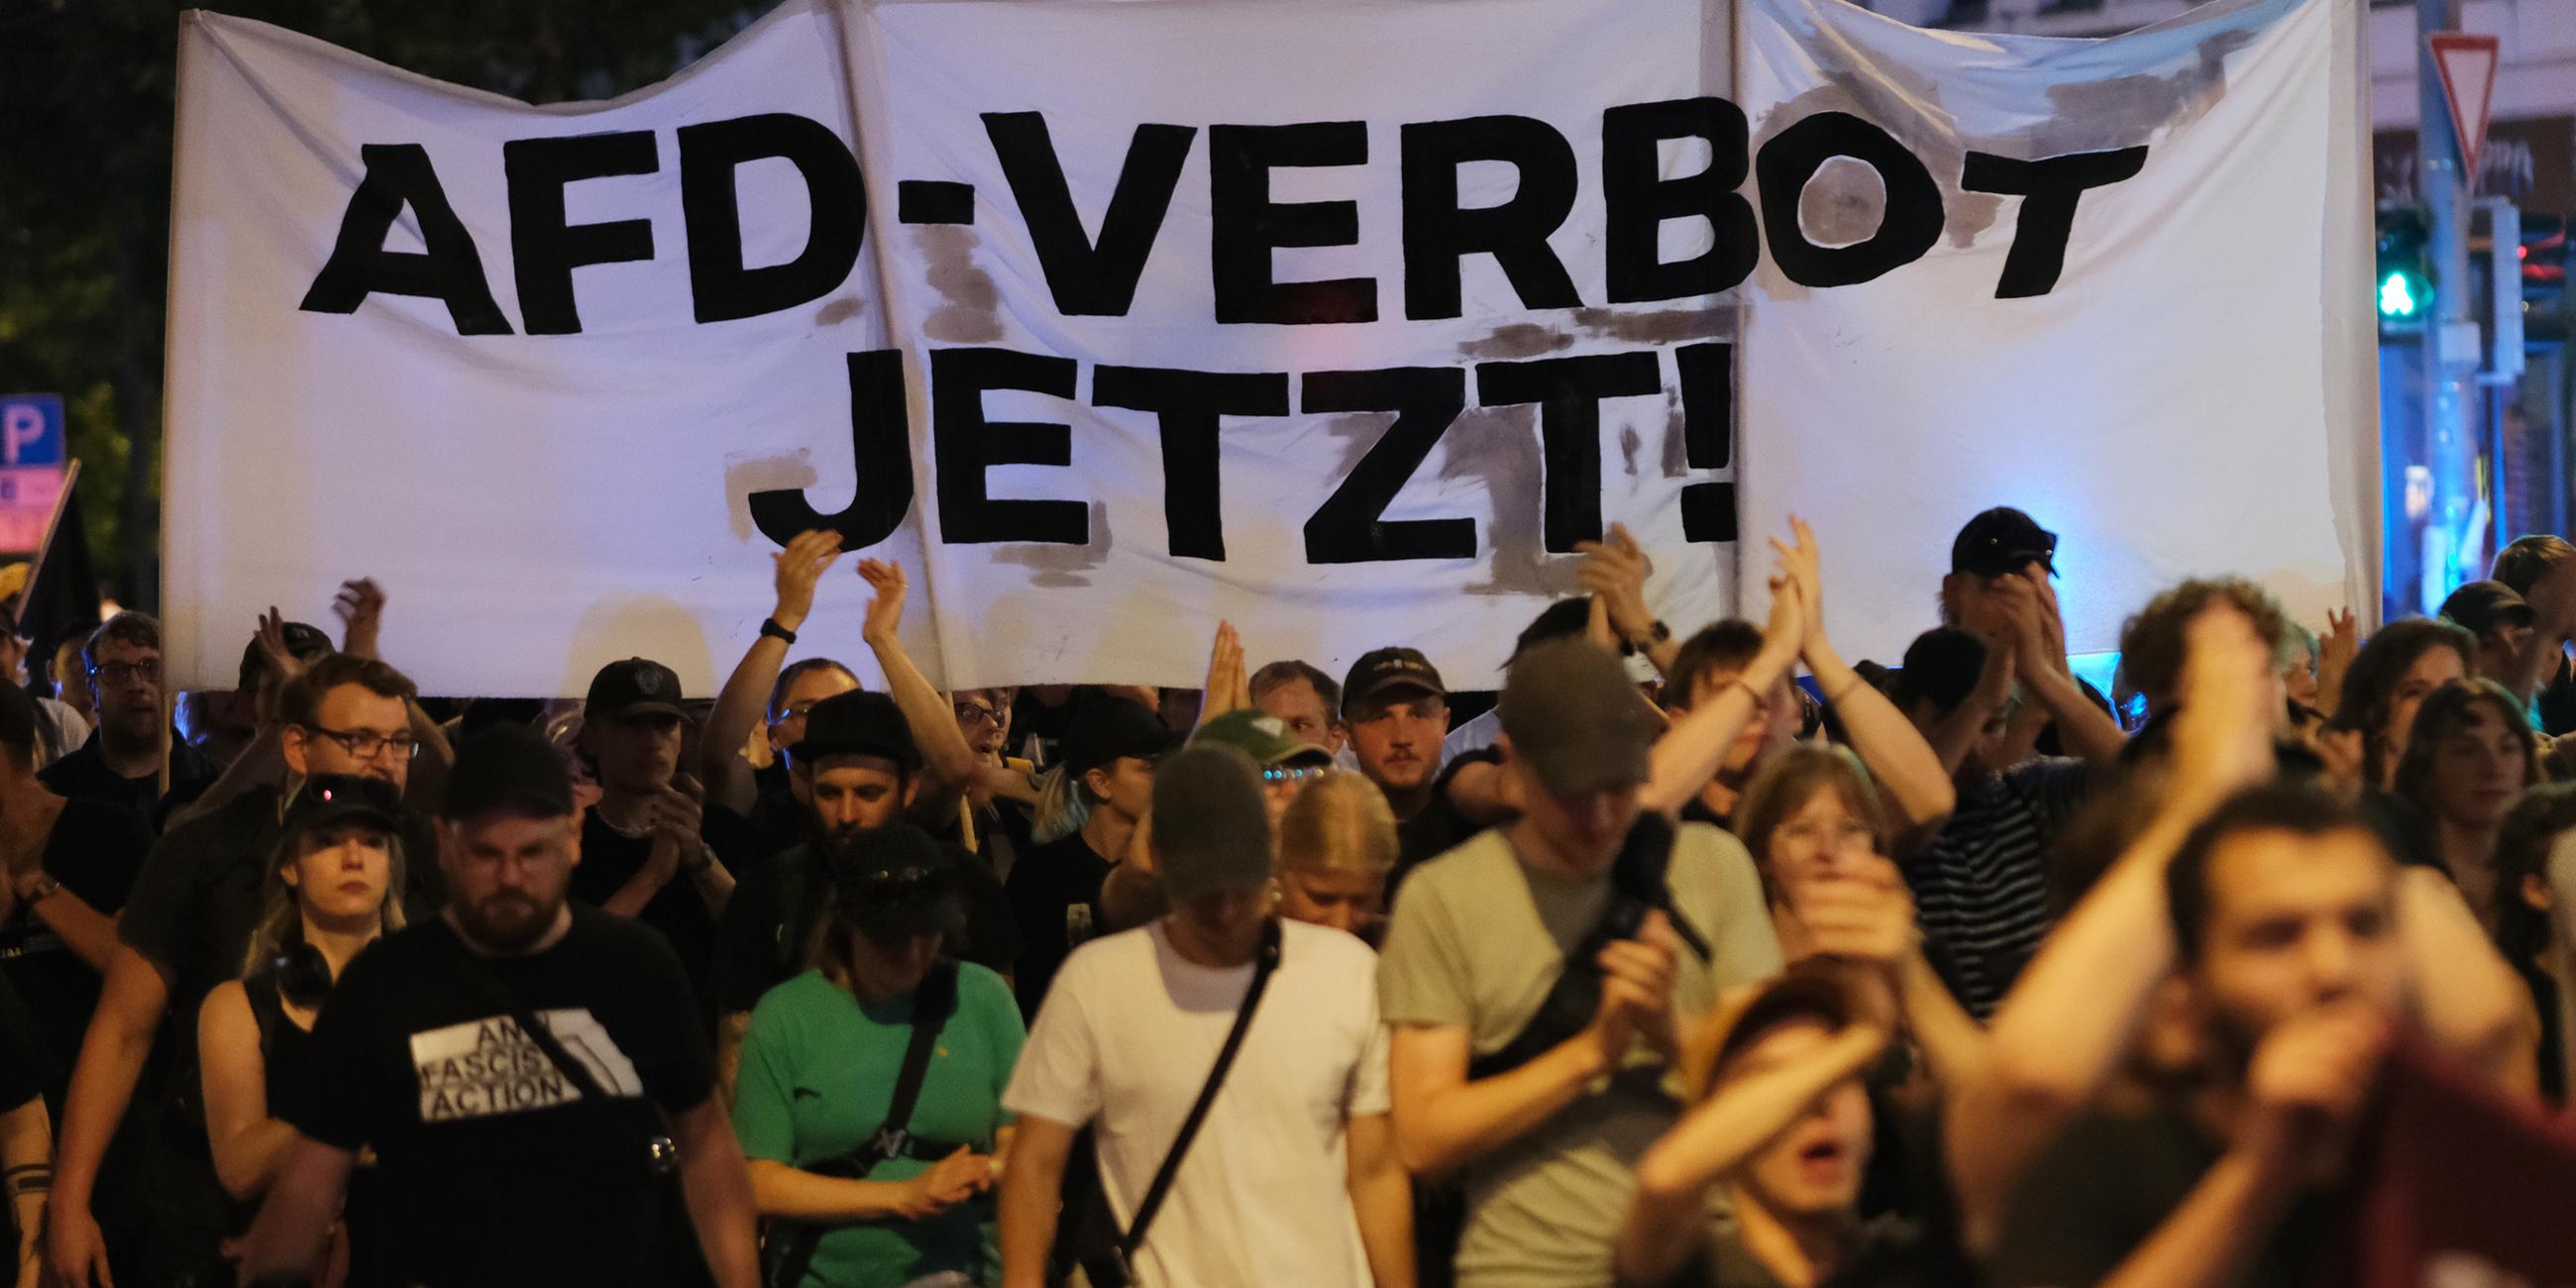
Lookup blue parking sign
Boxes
[0,395,64,469]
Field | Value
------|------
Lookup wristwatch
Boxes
[760,617,800,645]
[22,873,60,904]
[1622,619,1671,657]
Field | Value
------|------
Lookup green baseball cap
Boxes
[1190,708,1333,770]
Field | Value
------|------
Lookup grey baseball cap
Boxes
[1501,639,1659,797]
[1150,743,1275,904]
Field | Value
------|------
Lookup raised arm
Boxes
[1578,523,1681,679]
[1777,519,1954,829]
[703,531,844,816]
[1642,574,1803,817]
[1618,1022,1887,1287]
[1947,603,2276,1251]
[857,560,980,803]
[1991,575,2126,764]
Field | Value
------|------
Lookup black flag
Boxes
[19,461,101,696]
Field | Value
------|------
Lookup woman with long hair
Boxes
[2333,618,2474,791]
[2393,679,2542,922]
[1273,771,1400,942]
[2491,784,2576,1104]
[734,822,1020,1288]
[198,775,406,1286]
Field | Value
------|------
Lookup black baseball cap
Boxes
[1342,647,1447,716]
[239,622,332,692]
[2440,580,2537,636]
[441,724,577,820]
[790,691,921,772]
[283,773,401,841]
[1951,507,2058,579]
[585,658,686,722]
[1059,692,1181,777]
[825,821,966,940]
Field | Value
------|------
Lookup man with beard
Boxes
[49,653,441,1288]
[238,725,761,1288]
[41,613,217,823]
[709,690,1016,1089]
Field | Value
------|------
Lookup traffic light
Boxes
[2378,205,2430,327]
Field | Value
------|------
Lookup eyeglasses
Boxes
[89,660,161,687]
[953,701,1004,729]
[307,726,421,761]
[1260,764,1329,785]
[771,702,820,726]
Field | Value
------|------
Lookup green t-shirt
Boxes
[1377,821,1783,1288]
[733,965,1025,1288]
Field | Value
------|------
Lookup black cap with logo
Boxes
[1951,507,2059,580]
[585,658,686,722]
[825,821,966,941]
[282,773,402,842]
[1058,692,1181,778]
[1341,647,1447,717]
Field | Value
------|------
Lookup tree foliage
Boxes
[0,0,762,606]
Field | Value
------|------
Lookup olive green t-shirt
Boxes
[1377,821,1783,1288]
[733,965,1024,1288]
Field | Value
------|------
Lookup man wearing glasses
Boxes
[48,652,443,1288]
[39,613,218,823]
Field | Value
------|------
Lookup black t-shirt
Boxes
[0,797,156,1082]
[1985,1103,2339,1288]
[570,809,722,1012]
[1387,748,1504,901]
[39,729,218,825]
[286,907,714,1288]
[119,788,443,1076]
[1005,830,1115,1018]
[711,838,1019,1017]
[705,787,803,880]
[2537,654,2576,738]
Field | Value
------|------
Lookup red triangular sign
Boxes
[2427,33,2501,186]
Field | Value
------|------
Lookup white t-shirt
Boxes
[1004,917,1390,1288]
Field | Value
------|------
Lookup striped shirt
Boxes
[1901,758,2094,1019]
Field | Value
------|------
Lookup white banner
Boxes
[163,0,2370,696]
[1735,0,2378,660]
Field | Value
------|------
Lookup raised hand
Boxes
[2170,601,2279,812]
[1768,516,1827,650]
[771,530,844,632]
[2314,607,2358,715]
[1576,523,1660,648]
[857,559,908,646]
[332,579,386,661]
[256,606,313,696]
[1760,571,1807,667]
[1199,621,1245,723]
[2242,1001,2390,1183]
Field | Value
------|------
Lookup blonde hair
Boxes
[240,825,408,979]
[1277,772,1398,880]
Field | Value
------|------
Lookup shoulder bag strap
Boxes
[766,960,960,1288]
[1119,918,1283,1262]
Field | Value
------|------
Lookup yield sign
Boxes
[2426,33,2501,183]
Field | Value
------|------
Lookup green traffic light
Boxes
[2379,269,2420,318]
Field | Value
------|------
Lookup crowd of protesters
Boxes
[0,505,2568,1288]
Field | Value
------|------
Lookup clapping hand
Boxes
[858,560,909,646]
[772,530,845,631]
[332,579,386,661]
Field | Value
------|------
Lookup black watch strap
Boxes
[760,617,799,645]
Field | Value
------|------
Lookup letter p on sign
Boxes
[0,394,63,469]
